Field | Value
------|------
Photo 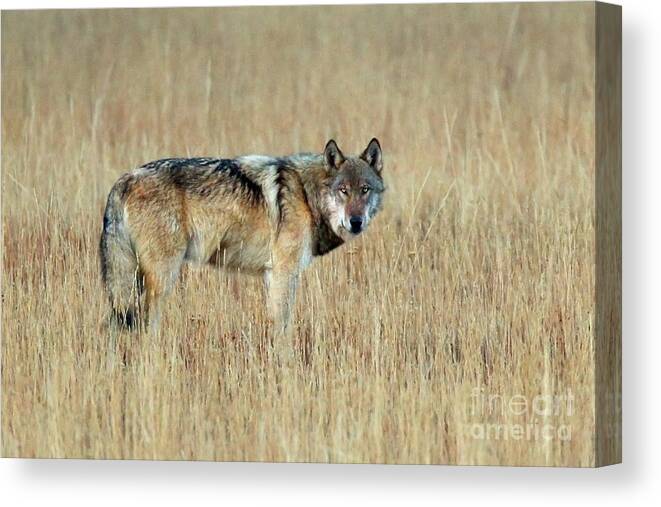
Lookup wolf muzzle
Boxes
[349,216,364,234]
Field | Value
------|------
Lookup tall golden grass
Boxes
[2,3,597,465]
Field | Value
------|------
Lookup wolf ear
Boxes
[324,139,345,170]
[360,138,383,174]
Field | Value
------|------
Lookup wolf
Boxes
[99,138,385,335]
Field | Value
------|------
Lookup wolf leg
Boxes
[141,253,185,333]
[264,266,299,338]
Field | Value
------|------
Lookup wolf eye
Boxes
[339,187,348,195]
[361,186,371,194]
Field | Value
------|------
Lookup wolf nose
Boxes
[349,216,363,234]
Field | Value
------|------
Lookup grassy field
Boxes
[2,4,598,465]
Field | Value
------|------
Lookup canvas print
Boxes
[1,2,621,466]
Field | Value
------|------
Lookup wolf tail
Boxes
[99,178,142,330]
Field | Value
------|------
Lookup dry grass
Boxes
[2,3,597,465]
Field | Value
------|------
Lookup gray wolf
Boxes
[99,138,385,335]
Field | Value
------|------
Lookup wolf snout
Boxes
[349,216,364,234]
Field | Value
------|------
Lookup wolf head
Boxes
[323,138,385,239]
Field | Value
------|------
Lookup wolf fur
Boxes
[99,138,385,335]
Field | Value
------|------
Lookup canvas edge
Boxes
[594,0,622,467]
